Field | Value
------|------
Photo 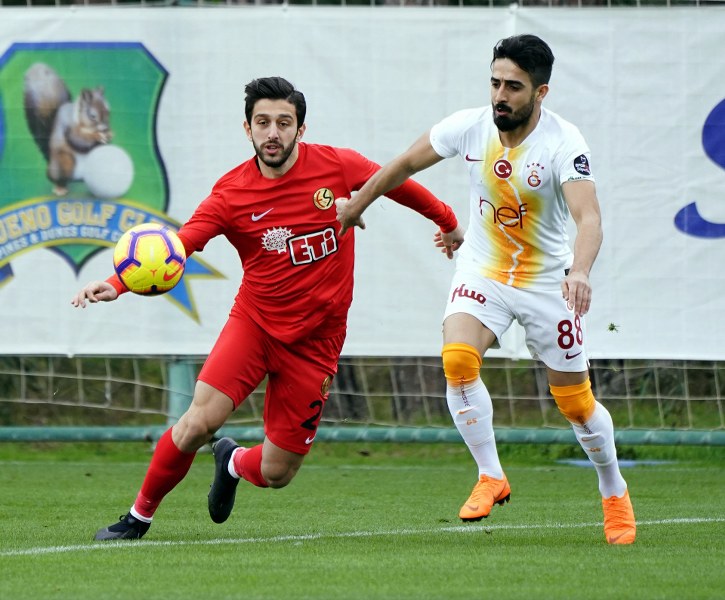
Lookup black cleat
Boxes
[208,437,240,524]
[94,512,150,541]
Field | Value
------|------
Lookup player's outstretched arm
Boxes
[70,280,119,308]
[337,132,444,236]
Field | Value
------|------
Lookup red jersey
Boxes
[113,143,458,344]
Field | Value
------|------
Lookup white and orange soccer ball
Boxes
[113,223,186,295]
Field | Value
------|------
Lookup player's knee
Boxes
[262,461,301,489]
[173,411,215,452]
[550,379,595,425]
[442,343,482,386]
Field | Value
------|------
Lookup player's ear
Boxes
[243,121,253,140]
[536,84,549,103]
[296,123,306,141]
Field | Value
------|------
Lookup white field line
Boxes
[0,462,717,474]
[1,517,723,558]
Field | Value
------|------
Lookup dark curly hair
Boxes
[491,35,555,88]
[244,77,306,128]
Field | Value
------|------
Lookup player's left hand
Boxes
[434,226,465,259]
[70,280,119,308]
[335,197,365,236]
[562,270,592,316]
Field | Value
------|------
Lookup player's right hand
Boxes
[335,197,366,236]
[561,270,592,316]
[70,281,119,308]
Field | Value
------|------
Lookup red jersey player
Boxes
[71,76,465,540]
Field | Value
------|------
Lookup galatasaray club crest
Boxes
[0,42,223,322]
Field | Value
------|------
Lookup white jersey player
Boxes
[434,105,594,373]
[336,34,636,545]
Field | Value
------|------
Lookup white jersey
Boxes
[430,106,594,291]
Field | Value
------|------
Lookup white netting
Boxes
[1,356,723,433]
[2,1,724,8]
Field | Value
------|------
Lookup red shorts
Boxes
[198,310,346,455]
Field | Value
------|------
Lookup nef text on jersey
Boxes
[479,197,527,228]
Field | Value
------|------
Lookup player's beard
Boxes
[254,137,298,169]
[493,93,536,132]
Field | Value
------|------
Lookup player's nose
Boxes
[267,124,281,140]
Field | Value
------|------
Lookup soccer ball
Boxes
[113,223,186,295]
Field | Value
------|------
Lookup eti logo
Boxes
[288,227,337,266]
[674,98,725,238]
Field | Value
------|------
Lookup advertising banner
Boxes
[0,8,723,359]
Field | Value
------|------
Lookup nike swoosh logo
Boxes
[304,435,316,445]
[565,351,582,360]
[608,531,629,544]
[457,407,475,415]
[251,208,274,221]
[465,154,484,162]
[162,266,183,281]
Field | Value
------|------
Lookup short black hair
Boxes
[244,77,306,127]
[491,34,554,88]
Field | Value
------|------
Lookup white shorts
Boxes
[442,270,589,372]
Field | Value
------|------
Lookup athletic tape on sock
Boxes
[549,379,595,424]
[442,343,482,386]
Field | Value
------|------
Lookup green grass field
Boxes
[1,441,723,600]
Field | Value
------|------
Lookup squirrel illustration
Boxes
[23,62,113,196]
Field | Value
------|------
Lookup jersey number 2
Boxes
[301,400,323,431]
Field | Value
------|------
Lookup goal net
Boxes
[1,355,723,445]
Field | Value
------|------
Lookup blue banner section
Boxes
[0,196,221,320]
[674,98,725,239]
[674,203,725,239]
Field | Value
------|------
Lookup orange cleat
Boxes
[458,474,511,521]
[602,489,636,545]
